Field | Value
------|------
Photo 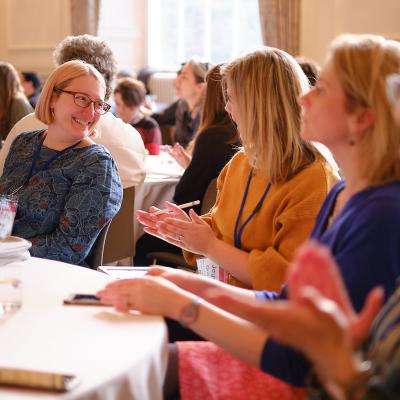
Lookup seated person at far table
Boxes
[0,60,122,266]
[134,64,241,266]
[0,34,146,189]
[114,78,162,155]
[0,62,33,142]
[173,59,211,147]
[20,71,42,109]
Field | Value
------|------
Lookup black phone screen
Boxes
[73,294,100,301]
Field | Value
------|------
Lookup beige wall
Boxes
[300,0,400,63]
[0,0,146,78]
[0,0,71,77]
[1,0,400,76]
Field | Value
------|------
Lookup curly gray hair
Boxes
[53,34,117,100]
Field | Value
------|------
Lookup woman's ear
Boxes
[195,82,206,94]
[348,107,375,138]
[49,93,57,109]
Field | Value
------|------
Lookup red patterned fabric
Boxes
[178,341,306,400]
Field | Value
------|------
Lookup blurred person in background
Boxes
[0,62,32,142]
[295,56,320,87]
[20,71,41,108]
[114,77,162,155]
[173,58,211,147]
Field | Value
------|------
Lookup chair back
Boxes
[201,177,218,214]
[85,220,112,269]
[103,186,136,264]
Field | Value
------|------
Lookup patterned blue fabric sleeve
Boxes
[28,150,123,265]
[0,131,123,266]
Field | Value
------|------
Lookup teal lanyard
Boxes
[233,168,271,249]
[9,135,81,196]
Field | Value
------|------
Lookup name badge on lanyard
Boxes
[196,257,229,283]
[0,195,18,238]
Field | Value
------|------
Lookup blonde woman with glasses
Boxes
[0,60,122,266]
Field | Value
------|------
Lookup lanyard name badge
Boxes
[196,168,271,282]
[196,257,229,283]
[0,134,81,237]
[9,134,81,197]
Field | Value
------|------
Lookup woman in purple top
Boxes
[98,35,400,398]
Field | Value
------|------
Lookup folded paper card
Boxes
[0,367,78,392]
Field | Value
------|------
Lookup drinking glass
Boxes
[0,262,22,315]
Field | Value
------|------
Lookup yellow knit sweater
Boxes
[184,151,339,291]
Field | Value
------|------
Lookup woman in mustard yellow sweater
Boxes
[137,47,338,291]
[185,151,337,290]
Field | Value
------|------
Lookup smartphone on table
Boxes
[63,293,105,306]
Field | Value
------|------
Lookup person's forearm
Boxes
[165,270,256,306]
[167,291,267,368]
[205,238,251,286]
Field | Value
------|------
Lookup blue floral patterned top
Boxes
[0,130,123,266]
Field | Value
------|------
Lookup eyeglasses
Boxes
[54,89,111,115]
[386,74,400,107]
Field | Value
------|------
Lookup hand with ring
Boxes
[155,209,218,255]
[97,275,192,320]
[136,201,190,240]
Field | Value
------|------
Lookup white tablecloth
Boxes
[134,154,183,247]
[0,257,168,399]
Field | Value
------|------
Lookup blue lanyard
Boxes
[233,168,271,249]
[9,133,81,195]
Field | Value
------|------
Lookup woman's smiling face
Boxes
[50,74,105,140]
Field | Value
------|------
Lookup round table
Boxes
[0,257,168,399]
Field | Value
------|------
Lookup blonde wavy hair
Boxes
[222,47,318,183]
[36,60,106,138]
[328,34,400,185]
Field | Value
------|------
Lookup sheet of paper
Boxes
[97,266,149,279]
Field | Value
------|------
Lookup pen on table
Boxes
[153,200,200,216]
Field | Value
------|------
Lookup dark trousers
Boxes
[134,233,182,266]
[165,318,204,342]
